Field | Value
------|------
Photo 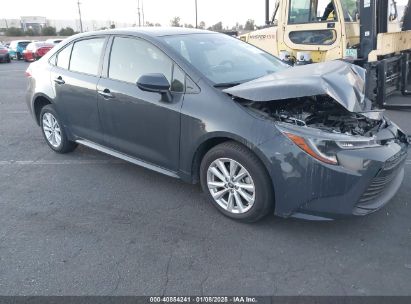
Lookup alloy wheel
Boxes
[206,158,255,214]
[42,112,62,148]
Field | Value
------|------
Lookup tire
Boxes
[39,104,77,153]
[200,141,274,222]
[7,56,11,63]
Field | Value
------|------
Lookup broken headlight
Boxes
[282,127,381,165]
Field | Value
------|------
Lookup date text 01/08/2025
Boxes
[149,297,258,303]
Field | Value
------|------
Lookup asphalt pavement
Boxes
[0,61,410,296]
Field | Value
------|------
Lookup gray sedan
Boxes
[25,28,408,222]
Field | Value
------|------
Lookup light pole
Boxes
[77,0,83,32]
[195,0,198,28]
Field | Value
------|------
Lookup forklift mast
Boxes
[359,0,388,60]
[360,0,411,108]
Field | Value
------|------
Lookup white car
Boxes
[45,39,63,45]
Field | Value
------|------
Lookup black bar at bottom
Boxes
[0,296,411,304]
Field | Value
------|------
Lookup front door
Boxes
[97,36,185,172]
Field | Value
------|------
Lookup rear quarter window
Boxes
[56,44,73,70]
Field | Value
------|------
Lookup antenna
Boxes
[77,0,83,32]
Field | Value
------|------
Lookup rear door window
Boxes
[69,38,105,76]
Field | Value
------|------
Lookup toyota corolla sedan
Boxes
[26,28,408,222]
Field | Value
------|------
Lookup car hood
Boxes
[223,60,368,112]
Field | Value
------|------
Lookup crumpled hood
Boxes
[223,60,368,112]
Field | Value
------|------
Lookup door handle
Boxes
[54,76,65,85]
[98,88,114,99]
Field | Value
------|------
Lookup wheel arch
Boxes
[190,132,274,187]
[32,94,53,125]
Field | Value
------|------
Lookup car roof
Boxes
[11,40,32,44]
[75,27,213,38]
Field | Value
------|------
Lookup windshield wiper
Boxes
[213,82,242,88]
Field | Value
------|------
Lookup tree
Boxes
[42,26,57,36]
[110,23,116,29]
[145,21,154,27]
[5,27,24,36]
[244,19,255,31]
[25,29,36,36]
[184,23,194,28]
[208,21,223,32]
[198,21,206,29]
[154,23,162,27]
[170,16,181,27]
[59,27,75,36]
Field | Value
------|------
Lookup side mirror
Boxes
[137,73,170,92]
[137,73,172,102]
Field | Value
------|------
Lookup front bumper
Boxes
[258,125,408,220]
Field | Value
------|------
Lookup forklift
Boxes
[239,0,411,108]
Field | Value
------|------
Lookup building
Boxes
[21,16,47,33]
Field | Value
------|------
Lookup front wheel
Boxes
[200,141,274,222]
[40,104,77,153]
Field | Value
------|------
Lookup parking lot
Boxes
[0,60,410,295]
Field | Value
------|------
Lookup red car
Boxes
[23,42,54,62]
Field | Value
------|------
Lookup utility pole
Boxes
[77,0,83,32]
[195,0,198,28]
[141,0,145,26]
[137,0,141,27]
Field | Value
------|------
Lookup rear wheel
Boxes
[200,141,274,222]
[40,104,77,153]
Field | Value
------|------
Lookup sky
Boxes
[0,0,267,28]
[1,0,409,29]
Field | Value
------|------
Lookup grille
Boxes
[358,148,407,205]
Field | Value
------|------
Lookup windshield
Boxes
[162,33,288,86]
[340,0,359,21]
[18,42,31,48]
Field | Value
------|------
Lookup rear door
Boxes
[50,36,107,143]
[97,36,184,171]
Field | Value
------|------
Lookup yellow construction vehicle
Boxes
[240,0,411,108]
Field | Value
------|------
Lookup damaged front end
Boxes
[224,61,409,162]
[223,61,409,219]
